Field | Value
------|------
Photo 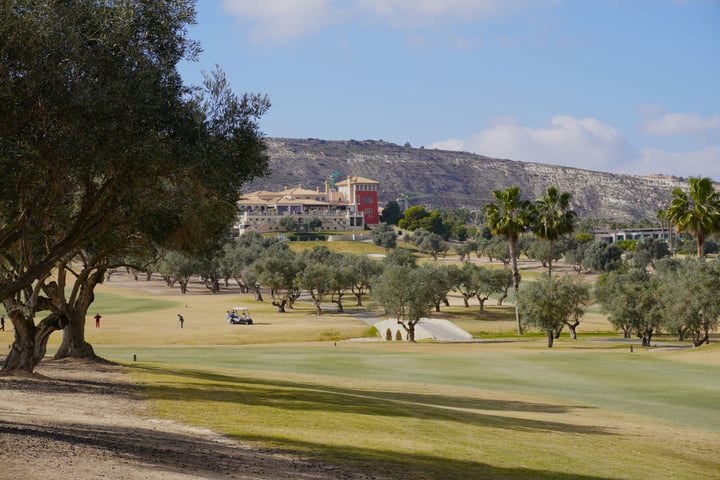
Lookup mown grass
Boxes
[21,266,720,479]
[95,342,720,480]
[285,240,389,255]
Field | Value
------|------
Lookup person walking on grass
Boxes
[94,313,102,328]
[178,314,184,329]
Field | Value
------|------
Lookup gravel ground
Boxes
[0,358,384,480]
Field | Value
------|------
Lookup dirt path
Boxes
[0,359,382,480]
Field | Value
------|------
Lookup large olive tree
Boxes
[0,1,269,373]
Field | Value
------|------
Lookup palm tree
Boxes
[532,187,577,275]
[666,177,720,258]
[482,186,532,335]
[656,207,674,253]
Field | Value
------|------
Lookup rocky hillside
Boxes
[246,137,691,223]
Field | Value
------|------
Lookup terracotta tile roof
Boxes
[335,176,379,186]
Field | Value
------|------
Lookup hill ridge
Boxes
[246,137,690,223]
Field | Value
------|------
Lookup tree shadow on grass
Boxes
[0,419,362,479]
[0,419,617,480]
[237,433,621,480]
[133,365,609,436]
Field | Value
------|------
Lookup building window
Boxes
[365,208,373,215]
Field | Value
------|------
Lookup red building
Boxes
[336,176,380,227]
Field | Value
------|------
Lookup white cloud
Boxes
[222,0,341,43]
[428,115,720,180]
[639,147,720,180]
[358,0,541,26]
[429,115,637,172]
[643,112,720,137]
[222,0,549,42]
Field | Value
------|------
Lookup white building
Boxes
[234,177,380,235]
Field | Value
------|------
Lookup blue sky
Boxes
[179,0,720,180]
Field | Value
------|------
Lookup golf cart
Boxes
[227,307,253,325]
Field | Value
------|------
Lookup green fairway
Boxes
[95,342,720,480]
[89,291,182,315]
[27,273,720,479]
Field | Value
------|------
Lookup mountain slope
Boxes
[246,138,690,223]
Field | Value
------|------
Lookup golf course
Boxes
[11,261,716,480]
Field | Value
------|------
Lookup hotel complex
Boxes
[234,175,380,235]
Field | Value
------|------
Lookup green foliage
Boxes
[398,205,429,231]
[630,238,670,269]
[518,274,590,347]
[417,263,455,312]
[372,222,397,251]
[279,216,299,232]
[656,258,720,346]
[344,254,384,306]
[297,261,335,315]
[482,187,532,334]
[483,237,511,265]
[252,248,304,311]
[482,187,532,244]
[615,239,638,251]
[441,208,478,241]
[218,233,284,289]
[530,187,577,274]
[454,240,478,262]
[595,269,662,345]
[308,217,323,232]
[379,200,402,225]
[411,229,448,260]
[580,240,623,272]
[0,0,270,370]
[449,263,513,312]
[384,247,417,267]
[666,176,720,258]
[372,264,437,341]
[574,232,594,243]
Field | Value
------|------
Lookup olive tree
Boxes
[373,265,437,342]
[581,240,623,273]
[518,274,589,348]
[1,1,270,373]
[253,247,304,312]
[346,254,383,306]
[595,269,663,346]
[372,222,397,251]
[658,258,720,346]
[413,229,448,260]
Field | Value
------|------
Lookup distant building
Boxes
[234,175,380,235]
[593,228,669,242]
[336,175,380,226]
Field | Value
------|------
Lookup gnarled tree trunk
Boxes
[565,320,579,340]
[2,310,67,374]
[54,309,99,360]
[55,268,104,360]
[353,291,363,306]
